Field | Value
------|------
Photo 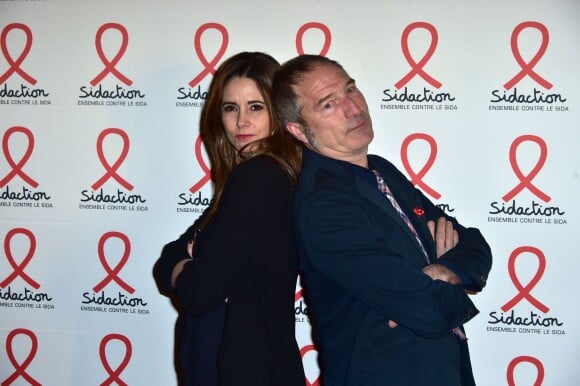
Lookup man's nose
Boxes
[344,96,363,118]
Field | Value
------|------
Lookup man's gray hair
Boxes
[272,55,346,128]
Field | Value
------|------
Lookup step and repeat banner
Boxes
[1,0,579,385]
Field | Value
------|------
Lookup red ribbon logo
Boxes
[300,344,320,386]
[0,23,37,85]
[93,231,135,294]
[189,135,212,194]
[0,228,39,289]
[92,128,134,191]
[0,126,39,188]
[502,134,550,203]
[501,246,549,313]
[188,23,229,87]
[90,23,132,86]
[395,22,441,89]
[2,328,41,386]
[99,333,132,386]
[504,21,552,90]
[295,288,304,303]
[400,133,441,200]
[296,22,332,56]
[507,355,544,386]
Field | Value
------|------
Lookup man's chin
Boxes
[349,126,374,144]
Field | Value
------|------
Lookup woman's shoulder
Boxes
[219,155,292,208]
[223,155,291,198]
[230,154,287,180]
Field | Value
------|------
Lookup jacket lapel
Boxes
[302,149,435,264]
[354,175,411,231]
[368,161,436,263]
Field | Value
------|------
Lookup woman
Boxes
[153,52,305,386]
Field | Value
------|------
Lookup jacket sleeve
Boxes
[388,161,493,293]
[173,157,293,316]
[297,189,479,339]
[430,225,492,293]
[152,219,201,297]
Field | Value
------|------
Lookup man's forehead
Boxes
[295,64,350,100]
[306,64,348,84]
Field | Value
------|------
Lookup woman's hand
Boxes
[171,241,195,288]
[171,258,190,288]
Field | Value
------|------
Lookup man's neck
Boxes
[311,147,369,168]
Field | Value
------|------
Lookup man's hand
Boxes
[423,264,461,285]
[428,217,458,258]
[423,217,461,284]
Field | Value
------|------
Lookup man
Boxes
[272,55,492,386]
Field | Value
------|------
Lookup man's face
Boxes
[288,63,374,165]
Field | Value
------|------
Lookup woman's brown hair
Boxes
[199,52,302,224]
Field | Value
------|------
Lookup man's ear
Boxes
[286,122,309,145]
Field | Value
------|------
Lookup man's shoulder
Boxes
[368,154,395,169]
[368,154,409,181]
[298,154,353,192]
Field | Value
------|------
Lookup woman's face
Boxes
[221,76,271,152]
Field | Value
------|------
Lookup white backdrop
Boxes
[1,0,579,385]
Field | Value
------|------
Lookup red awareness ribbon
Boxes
[91,128,134,191]
[395,22,441,89]
[300,344,320,386]
[99,333,132,386]
[90,23,133,86]
[296,22,332,56]
[507,355,544,386]
[188,23,229,87]
[400,133,441,199]
[0,23,37,85]
[294,288,303,303]
[501,246,549,313]
[189,134,212,194]
[2,328,41,386]
[0,228,39,289]
[502,134,550,203]
[503,21,553,90]
[0,126,39,188]
[93,231,135,294]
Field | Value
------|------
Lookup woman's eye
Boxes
[250,103,265,111]
[222,104,237,112]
